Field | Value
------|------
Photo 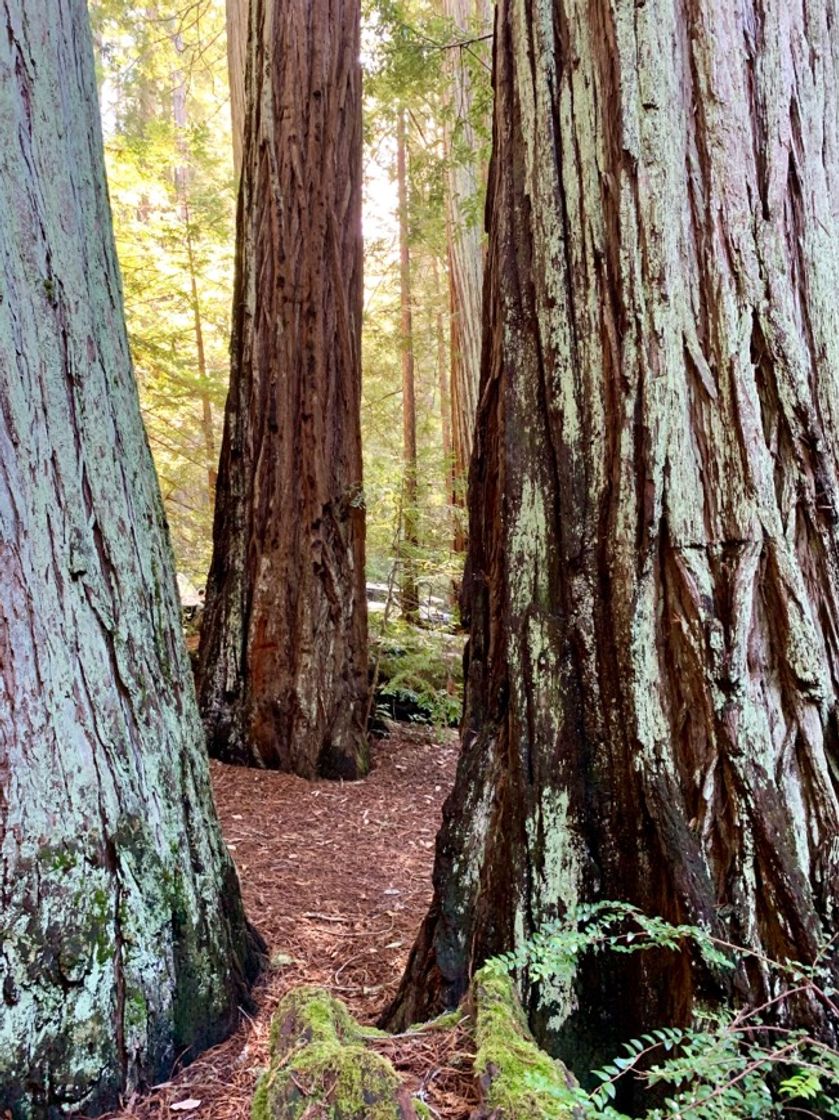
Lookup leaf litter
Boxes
[93,724,476,1120]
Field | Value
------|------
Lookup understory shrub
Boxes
[487,901,839,1119]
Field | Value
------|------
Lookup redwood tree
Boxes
[199,0,369,776]
[225,0,248,178]
[387,0,839,1063]
[442,0,490,539]
[0,3,259,1113]
[397,107,421,622]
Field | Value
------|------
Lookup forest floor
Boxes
[99,725,477,1120]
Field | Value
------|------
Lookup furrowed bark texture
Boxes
[198,0,369,777]
[225,0,248,179]
[0,4,259,1115]
[398,109,420,623]
[443,0,490,526]
[388,0,839,1062]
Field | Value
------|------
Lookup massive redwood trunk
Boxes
[198,0,369,777]
[387,0,839,1064]
[0,4,259,1114]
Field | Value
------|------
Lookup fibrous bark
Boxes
[443,0,491,541]
[397,108,420,622]
[388,0,839,1064]
[199,0,369,777]
[0,4,260,1114]
[225,0,248,179]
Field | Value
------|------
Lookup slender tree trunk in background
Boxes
[172,50,217,510]
[398,108,420,623]
[442,0,490,549]
[199,0,369,777]
[186,235,218,509]
[446,243,468,554]
[387,0,839,1066]
[0,4,260,1113]
[225,0,248,179]
[433,257,454,510]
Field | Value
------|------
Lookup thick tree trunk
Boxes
[397,108,420,623]
[225,0,248,179]
[198,0,369,777]
[387,0,839,1065]
[442,0,490,544]
[0,4,260,1115]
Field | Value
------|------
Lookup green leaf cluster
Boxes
[488,902,839,1119]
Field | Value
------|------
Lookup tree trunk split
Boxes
[0,4,260,1114]
[388,0,839,1065]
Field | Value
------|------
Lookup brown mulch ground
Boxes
[101,725,477,1120]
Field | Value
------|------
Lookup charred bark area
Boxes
[387,0,839,1065]
[199,0,369,777]
[0,4,261,1115]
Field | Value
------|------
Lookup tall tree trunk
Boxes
[186,231,218,509]
[433,256,455,510]
[0,4,260,1114]
[172,46,217,510]
[398,108,420,623]
[387,0,839,1065]
[198,0,369,777]
[225,0,248,179]
[442,0,490,548]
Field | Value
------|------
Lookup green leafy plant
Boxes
[487,902,839,1119]
[371,616,463,729]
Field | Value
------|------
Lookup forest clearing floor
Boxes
[99,725,477,1120]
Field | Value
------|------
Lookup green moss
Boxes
[125,990,148,1032]
[473,966,576,1119]
[407,1007,464,1033]
[254,987,417,1120]
[267,986,362,1055]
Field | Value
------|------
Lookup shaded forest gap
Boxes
[96,727,475,1120]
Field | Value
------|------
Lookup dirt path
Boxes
[101,726,476,1120]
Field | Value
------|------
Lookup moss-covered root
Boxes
[253,987,419,1120]
[472,967,577,1119]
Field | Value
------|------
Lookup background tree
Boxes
[362,0,488,601]
[0,2,260,1113]
[397,106,422,621]
[386,0,839,1070]
[93,0,236,582]
[441,0,491,548]
[198,0,370,776]
[225,0,248,177]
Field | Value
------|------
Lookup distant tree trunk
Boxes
[433,256,455,510]
[442,0,490,549]
[172,47,217,510]
[0,4,260,1114]
[387,0,839,1065]
[225,0,248,179]
[398,108,420,623]
[198,0,369,777]
[185,228,218,509]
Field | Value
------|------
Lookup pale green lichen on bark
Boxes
[0,2,257,1114]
